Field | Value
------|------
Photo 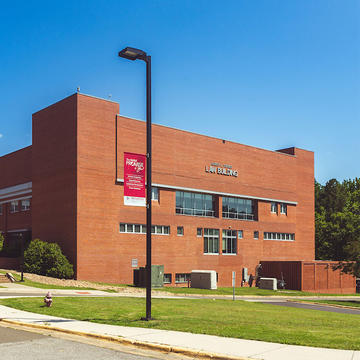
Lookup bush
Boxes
[24,239,74,279]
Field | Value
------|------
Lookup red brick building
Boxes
[0,93,316,286]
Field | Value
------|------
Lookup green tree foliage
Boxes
[0,233,4,252]
[24,239,74,279]
[315,178,360,277]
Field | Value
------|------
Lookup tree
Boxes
[315,178,360,277]
[0,233,4,253]
[24,239,74,279]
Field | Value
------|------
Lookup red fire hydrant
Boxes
[44,291,53,307]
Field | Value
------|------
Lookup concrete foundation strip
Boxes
[0,318,250,360]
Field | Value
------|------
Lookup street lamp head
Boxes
[118,47,147,61]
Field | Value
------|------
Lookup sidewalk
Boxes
[0,303,359,360]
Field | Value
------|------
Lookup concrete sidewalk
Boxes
[0,304,359,360]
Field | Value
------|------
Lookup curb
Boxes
[0,318,250,360]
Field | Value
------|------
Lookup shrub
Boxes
[24,239,74,279]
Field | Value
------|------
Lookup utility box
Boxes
[191,270,217,289]
[259,277,277,290]
[133,265,164,288]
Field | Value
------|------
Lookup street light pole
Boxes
[118,47,152,320]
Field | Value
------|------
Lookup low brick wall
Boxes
[0,257,20,270]
[260,260,356,294]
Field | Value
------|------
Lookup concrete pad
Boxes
[127,330,285,357]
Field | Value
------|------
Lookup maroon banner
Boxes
[124,152,146,206]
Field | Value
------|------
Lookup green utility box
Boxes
[133,265,164,288]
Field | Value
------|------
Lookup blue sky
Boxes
[0,0,358,184]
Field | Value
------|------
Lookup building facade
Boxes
[0,93,315,286]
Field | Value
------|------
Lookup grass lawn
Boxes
[157,286,359,297]
[1,297,360,350]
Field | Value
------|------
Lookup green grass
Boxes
[158,286,359,297]
[1,297,360,350]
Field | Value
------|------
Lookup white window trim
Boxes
[116,178,297,205]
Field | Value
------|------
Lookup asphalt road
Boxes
[267,301,360,315]
[0,324,189,360]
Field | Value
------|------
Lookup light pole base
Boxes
[141,317,153,321]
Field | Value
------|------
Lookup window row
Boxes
[176,191,257,220]
[164,272,219,284]
[163,273,190,284]
[119,223,170,235]
[176,191,215,217]
[270,202,287,215]
[264,232,295,241]
[0,200,31,215]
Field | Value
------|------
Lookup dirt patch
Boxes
[0,269,170,295]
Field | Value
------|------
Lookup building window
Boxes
[177,226,184,236]
[254,231,259,240]
[152,225,170,235]
[151,187,159,201]
[120,223,146,233]
[238,230,243,239]
[176,191,215,217]
[197,228,203,237]
[280,203,287,215]
[222,230,237,254]
[21,199,30,211]
[175,273,190,283]
[264,232,295,241]
[164,273,172,284]
[222,197,255,220]
[271,202,277,214]
[10,201,19,213]
[204,228,219,254]
[119,223,170,235]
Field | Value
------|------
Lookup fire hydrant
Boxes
[44,291,53,307]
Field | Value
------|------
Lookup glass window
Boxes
[175,273,190,283]
[151,187,159,201]
[238,230,243,239]
[271,202,277,213]
[222,197,255,220]
[222,230,237,254]
[197,228,203,237]
[176,191,215,217]
[10,201,19,213]
[164,273,172,284]
[204,228,219,254]
[177,226,184,236]
[280,203,287,215]
[254,231,259,239]
[264,232,295,241]
[120,223,170,235]
[21,199,30,211]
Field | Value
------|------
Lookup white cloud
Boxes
[0,134,3,139]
